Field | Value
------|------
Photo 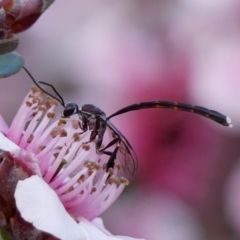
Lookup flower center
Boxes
[6,86,129,220]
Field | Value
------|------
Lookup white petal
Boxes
[15,175,86,240]
[0,114,9,134]
[15,176,144,240]
[81,218,145,240]
[0,132,20,154]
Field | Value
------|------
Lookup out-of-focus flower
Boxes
[0,0,55,77]
[103,190,204,240]
[224,159,240,238]
[0,86,143,240]
[0,0,55,40]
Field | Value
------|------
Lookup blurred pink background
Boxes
[2,1,240,239]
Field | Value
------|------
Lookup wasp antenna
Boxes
[39,81,65,107]
[23,66,65,107]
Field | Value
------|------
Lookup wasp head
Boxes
[62,102,79,117]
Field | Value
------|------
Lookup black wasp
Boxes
[23,67,232,176]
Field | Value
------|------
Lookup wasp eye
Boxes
[62,103,78,117]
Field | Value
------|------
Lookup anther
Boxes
[82,144,90,151]
[58,119,66,126]
[38,106,47,112]
[120,177,129,186]
[107,168,114,176]
[77,174,85,183]
[38,146,46,151]
[27,134,34,143]
[47,112,55,119]
[45,100,52,109]
[25,101,32,107]
[91,187,97,193]
[73,133,80,141]
[50,127,60,138]
[68,186,74,192]
[60,129,67,137]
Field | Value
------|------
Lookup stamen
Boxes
[50,159,67,182]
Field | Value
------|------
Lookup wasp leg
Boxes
[97,138,120,153]
[100,147,119,180]
[81,129,98,145]
[98,138,121,173]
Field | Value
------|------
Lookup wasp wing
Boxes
[102,118,138,175]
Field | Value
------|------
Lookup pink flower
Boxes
[0,86,143,240]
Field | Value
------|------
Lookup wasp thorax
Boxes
[62,102,79,117]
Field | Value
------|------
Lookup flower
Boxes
[0,86,143,240]
[0,0,55,40]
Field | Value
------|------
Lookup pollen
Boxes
[116,163,121,170]
[88,170,93,176]
[120,177,129,186]
[38,146,46,151]
[53,153,59,158]
[38,106,47,112]
[30,85,41,93]
[31,112,38,117]
[82,143,90,151]
[68,186,74,192]
[84,161,91,168]
[45,100,52,109]
[77,174,85,183]
[25,101,32,107]
[58,119,66,126]
[33,96,43,105]
[47,112,55,119]
[73,133,80,141]
[60,129,67,137]
[50,127,60,138]
[54,146,63,150]
[107,177,119,185]
[27,134,34,143]
[91,187,97,193]
[94,162,101,170]
[107,168,114,176]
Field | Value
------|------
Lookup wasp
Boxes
[24,67,232,175]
